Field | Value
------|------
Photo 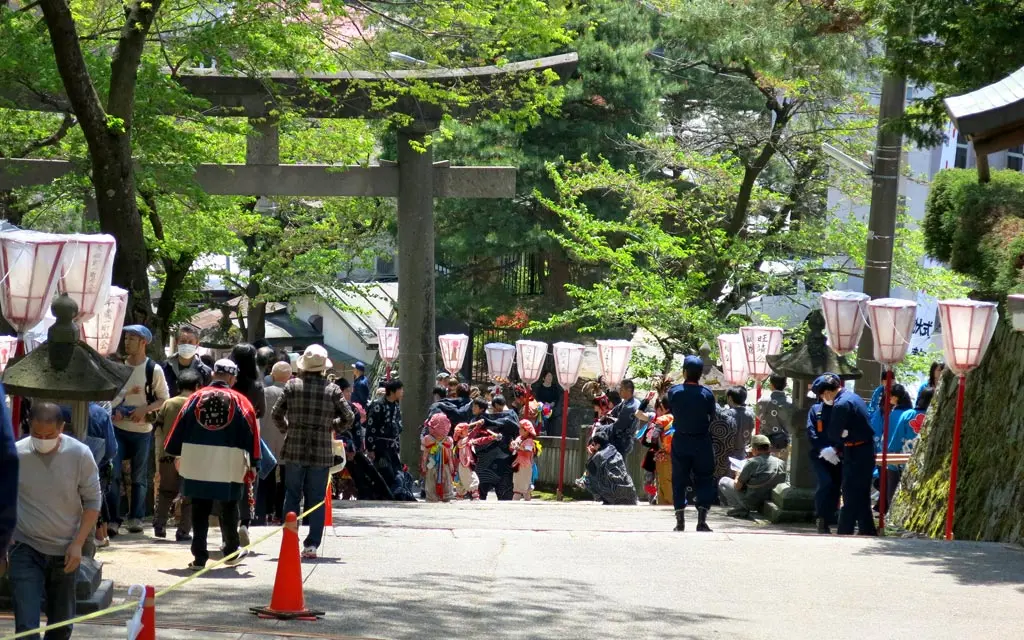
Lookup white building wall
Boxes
[293,297,378,364]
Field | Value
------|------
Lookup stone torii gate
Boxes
[0,53,579,469]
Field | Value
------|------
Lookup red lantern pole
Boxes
[879,367,892,534]
[556,388,569,501]
[944,374,967,541]
[11,336,24,438]
[754,383,762,434]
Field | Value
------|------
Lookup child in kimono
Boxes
[510,419,537,501]
[422,412,455,502]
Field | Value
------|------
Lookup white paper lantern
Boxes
[717,333,749,386]
[596,339,632,387]
[80,286,128,355]
[0,335,16,371]
[23,311,55,353]
[867,298,918,365]
[58,233,116,322]
[1008,294,1024,332]
[438,333,470,376]
[938,299,999,375]
[0,231,67,332]
[552,342,585,388]
[820,290,870,355]
[739,326,783,381]
[484,342,516,381]
[376,326,400,363]
[515,339,548,384]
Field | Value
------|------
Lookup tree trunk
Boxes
[544,248,572,307]
[247,299,267,343]
[891,322,1024,542]
[38,0,162,348]
[153,256,194,346]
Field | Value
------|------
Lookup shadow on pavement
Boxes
[121,572,737,640]
[855,538,1024,588]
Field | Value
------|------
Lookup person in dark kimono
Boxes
[365,379,415,501]
[532,372,563,436]
[599,379,640,456]
[472,396,519,500]
[576,432,637,505]
[725,386,754,452]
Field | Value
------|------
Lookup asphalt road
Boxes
[3,501,1023,639]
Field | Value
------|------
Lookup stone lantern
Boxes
[763,309,861,523]
[1,293,133,613]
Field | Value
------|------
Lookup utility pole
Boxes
[855,66,906,398]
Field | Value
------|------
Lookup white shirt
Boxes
[113,358,169,434]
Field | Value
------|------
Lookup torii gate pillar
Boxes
[396,124,437,469]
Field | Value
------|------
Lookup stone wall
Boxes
[891,322,1024,542]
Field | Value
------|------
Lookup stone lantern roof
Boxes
[766,310,861,381]
[2,294,133,400]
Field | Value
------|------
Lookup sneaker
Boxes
[187,560,206,572]
[175,532,192,543]
[153,525,167,539]
[96,537,110,548]
[126,519,144,534]
[301,546,318,560]
[238,525,250,548]
[224,549,248,566]
[108,524,121,539]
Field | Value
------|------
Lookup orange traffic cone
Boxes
[139,585,156,640]
[324,479,334,527]
[249,512,324,621]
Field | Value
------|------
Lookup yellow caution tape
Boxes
[2,464,342,640]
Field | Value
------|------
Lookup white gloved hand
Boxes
[819,446,840,465]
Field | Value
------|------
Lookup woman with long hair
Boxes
[918,361,944,396]
[229,342,266,544]
[230,343,266,418]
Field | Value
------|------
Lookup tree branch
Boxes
[107,1,164,124]
[37,1,109,148]
[12,112,77,158]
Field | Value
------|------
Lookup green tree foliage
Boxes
[430,0,662,324]
[0,0,572,342]
[870,0,1024,145]
[924,169,1024,297]
[529,0,967,368]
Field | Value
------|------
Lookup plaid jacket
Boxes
[272,373,353,468]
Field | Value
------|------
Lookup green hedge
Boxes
[924,169,1024,297]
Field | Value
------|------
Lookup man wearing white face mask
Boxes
[9,401,101,639]
[162,325,212,398]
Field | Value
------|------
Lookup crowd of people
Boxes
[0,317,945,638]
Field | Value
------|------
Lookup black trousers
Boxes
[838,444,878,536]
[479,473,514,501]
[255,465,282,524]
[191,498,240,565]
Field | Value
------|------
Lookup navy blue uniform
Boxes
[807,402,841,526]
[826,388,877,535]
[667,382,717,511]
